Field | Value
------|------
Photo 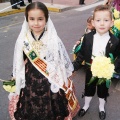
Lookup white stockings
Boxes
[82,97,106,112]
[99,98,105,112]
[83,96,92,111]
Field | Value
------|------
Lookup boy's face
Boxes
[92,11,113,35]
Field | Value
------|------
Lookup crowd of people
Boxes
[1,0,120,120]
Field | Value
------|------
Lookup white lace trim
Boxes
[12,17,73,95]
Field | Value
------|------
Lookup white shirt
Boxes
[92,32,110,59]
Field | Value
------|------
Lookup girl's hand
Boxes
[69,71,76,79]
[11,77,16,81]
[76,41,80,45]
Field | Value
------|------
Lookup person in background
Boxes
[72,15,95,60]
[85,16,95,33]
[28,0,32,3]
[79,0,85,5]
[10,0,20,9]
[10,0,26,9]
[73,5,120,120]
[19,0,26,7]
[103,0,113,6]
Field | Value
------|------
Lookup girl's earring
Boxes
[45,25,47,31]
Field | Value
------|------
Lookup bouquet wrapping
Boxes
[0,78,16,92]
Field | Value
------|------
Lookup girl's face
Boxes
[87,22,94,30]
[28,9,46,35]
[92,11,113,35]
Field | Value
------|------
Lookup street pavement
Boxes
[0,0,120,120]
[0,0,100,17]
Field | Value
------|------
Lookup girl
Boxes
[9,2,79,120]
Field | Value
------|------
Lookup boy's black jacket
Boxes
[73,30,120,73]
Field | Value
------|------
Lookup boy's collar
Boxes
[95,31,109,37]
[92,30,113,37]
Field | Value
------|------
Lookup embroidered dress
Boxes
[14,55,69,120]
[13,31,69,120]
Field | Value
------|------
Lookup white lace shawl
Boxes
[12,17,74,95]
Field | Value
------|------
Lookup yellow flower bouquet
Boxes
[0,78,16,92]
[87,54,115,88]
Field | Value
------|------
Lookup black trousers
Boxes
[19,0,25,6]
[79,0,85,4]
[10,0,18,8]
[10,0,25,7]
[28,0,32,3]
[84,69,109,99]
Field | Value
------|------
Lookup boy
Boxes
[73,5,120,120]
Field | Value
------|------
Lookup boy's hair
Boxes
[93,5,112,20]
[25,2,49,22]
[87,16,93,23]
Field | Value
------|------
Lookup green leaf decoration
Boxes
[112,8,114,13]
[85,62,91,66]
[97,78,105,85]
[111,26,120,39]
[74,44,82,54]
[109,53,114,60]
[92,55,95,58]
[106,80,111,88]
[109,53,114,63]
[3,80,15,86]
[88,77,97,86]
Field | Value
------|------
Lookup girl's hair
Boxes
[93,5,112,20]
[25,2,49,22]
[87,16,93,23]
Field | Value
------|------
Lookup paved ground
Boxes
[0,0,101,16]
[38,0,99,6]
[1,1,120,119]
